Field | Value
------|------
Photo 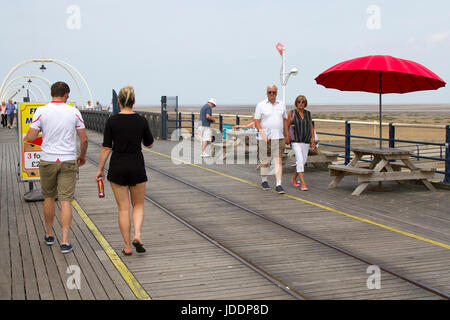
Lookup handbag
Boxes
[289,124,295,141]
[289,110,296,141]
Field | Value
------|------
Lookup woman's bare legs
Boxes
[298,171,307,188]
[292,171,299,184]
[130,182,146,243]
[110,182,132,252]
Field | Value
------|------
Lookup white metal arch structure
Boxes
[6,84,42,102]
[5,82,46,101]
[6,86,39,102]
[1,75,51,101]
[0,58,93,105]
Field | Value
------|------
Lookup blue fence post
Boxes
[389,123,395,148]
[445,125,450,184]
[161,110,167,140]
[345,120,351,165]
[219,114,223,133]
[191,113,195,138]
[178,112,182,130]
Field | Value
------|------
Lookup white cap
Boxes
[207,98,217,106]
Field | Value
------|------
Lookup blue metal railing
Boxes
[80,110,450,184]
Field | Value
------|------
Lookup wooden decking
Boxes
[1,127,449,300]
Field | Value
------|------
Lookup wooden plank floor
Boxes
[1,127,449,299]
[75,153,293,300]
[0,127,138,299]
[0,128,293,300]
[85,131,449,299]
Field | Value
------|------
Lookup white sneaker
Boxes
[201,152,210,157]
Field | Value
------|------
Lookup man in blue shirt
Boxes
[6,99,15,129]
[198,98,216,157]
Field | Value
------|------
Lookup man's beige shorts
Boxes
[39,160,78,201]
[258,139,285,165]
[198,126,212,142]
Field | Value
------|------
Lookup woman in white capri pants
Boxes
[287,95,316,191]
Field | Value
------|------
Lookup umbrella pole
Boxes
[379,71,382,149]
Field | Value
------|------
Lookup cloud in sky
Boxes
[0,0,449,106]
[427,31,450,44]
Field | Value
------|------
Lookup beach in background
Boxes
[135,104,450,125]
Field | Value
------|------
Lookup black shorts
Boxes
[107,152,148,186]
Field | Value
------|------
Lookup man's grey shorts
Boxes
[39,160,78,201]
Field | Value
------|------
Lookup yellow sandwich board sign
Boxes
[18,102,74,181]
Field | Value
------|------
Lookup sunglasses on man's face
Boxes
[267,91,277,94]
[296,100,306,104]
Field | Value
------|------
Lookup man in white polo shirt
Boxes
[25,81,88,254]
[254,85,289,194]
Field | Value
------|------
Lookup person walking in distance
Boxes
[95,86,154,256]
[6,99,15,129]
[254,85,289,194]
[198,98,216,157]
[25,81,88,254]
[0,102,6,127]
[287,95,316,191]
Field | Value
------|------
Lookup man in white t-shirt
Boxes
[254,85,289,194]
[25,81,88,254]
[85,100,93,110]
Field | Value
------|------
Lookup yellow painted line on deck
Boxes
[144,147,450,250]
[71,199,152,300]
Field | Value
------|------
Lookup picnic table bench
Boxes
[283,146,338,168]
[211,129,258,160]
[328,146,436,196]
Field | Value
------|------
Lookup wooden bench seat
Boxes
[211,140,241,158]
[389,161,436,172]
[283,147,339,168]
[320,151,339,157]
[328,164,374,175]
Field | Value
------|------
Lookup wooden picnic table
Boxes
[225,129,258,141]
[328,146,436,196]
[212,129,258,159]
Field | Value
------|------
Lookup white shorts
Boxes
[198,126,212,142]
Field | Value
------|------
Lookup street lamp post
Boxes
[277,42,299,103]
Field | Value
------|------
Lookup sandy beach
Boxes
[134,104,449,148]
[135,104,450,125]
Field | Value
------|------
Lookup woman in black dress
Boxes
[95,86,154,255]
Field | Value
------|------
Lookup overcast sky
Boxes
[1,0,449,107]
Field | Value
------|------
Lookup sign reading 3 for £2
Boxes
[18,102,73,181]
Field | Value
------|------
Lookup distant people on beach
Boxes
[198,98,217,157]
[25,81,88,254]
[95,86,154,256]
[254,85,289,194]
[287,95,316,191]
[95,101,102,111]
[0,102,6,127]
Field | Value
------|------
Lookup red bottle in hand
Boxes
[97,179,105,198]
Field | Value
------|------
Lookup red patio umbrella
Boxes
[315,55,446,148]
